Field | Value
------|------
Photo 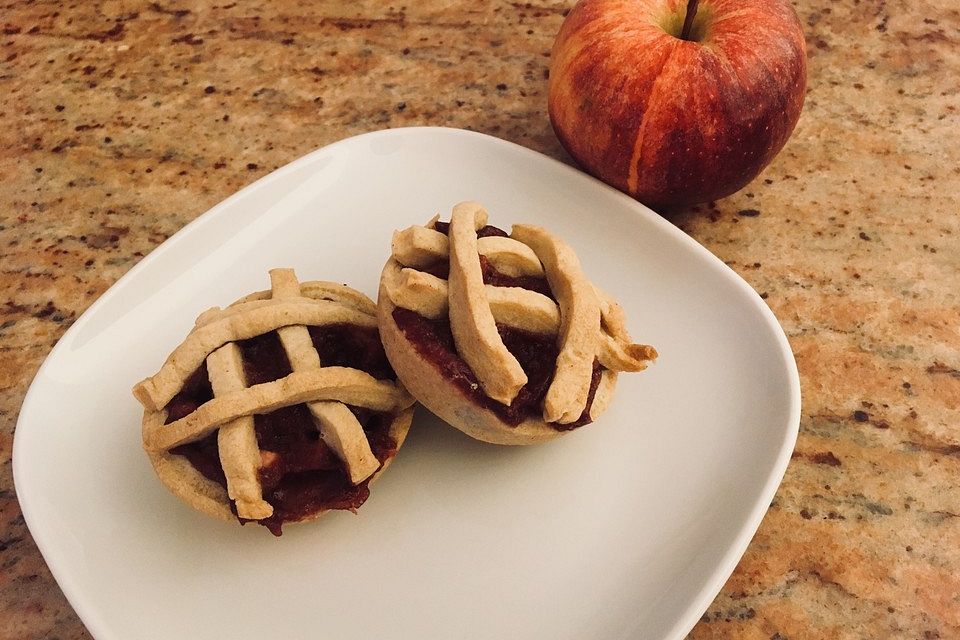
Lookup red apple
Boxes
[548,0,806,207]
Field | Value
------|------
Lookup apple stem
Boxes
[680,0,700,41]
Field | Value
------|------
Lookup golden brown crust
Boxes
[382,260,560,333]
[133,299,377,411]
[511,224,600,423]
[391,224,544,278]
[594,284,659,371]
[447,202,528,405]
[377,203,656,445]
[135,269,415,529]
[232,280,377,316]
[143,367,411,453]
[207,342,273,520]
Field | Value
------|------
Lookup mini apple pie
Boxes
[133,269,415,535]
[378,201,657,445]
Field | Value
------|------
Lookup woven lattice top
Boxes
[382,201,656,425]
[134,268,414,522]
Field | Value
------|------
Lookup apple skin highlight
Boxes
[548,0,807,208]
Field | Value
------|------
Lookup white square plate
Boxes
[14,127,799,640]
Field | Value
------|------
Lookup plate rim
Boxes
[13,125,801,640]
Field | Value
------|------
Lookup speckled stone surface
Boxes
[1,0,957,638]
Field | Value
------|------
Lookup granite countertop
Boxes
[1,0,957,637]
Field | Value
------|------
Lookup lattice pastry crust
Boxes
[133,269,415,530]
[378,202,657,445]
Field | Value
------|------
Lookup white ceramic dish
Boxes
[14,127,799,640]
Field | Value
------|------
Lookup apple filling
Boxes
[392,222,605,429]
[162,324,398,536]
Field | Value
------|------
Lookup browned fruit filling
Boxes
[163,324,398,536]
[392,222,604,430]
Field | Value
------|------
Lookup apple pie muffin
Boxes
[378,201,657,445]
[133,268,415,535]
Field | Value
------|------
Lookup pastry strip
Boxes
[447,202,527,405]
[382,264,449,319]
[593,286,657,371]
[270,269,379,485]
[475,236,544,277]
[511,224,599,423]
[144,367,411,453]
[480,286,560,335]
[383,261,653,369]
[207,343,273,520]
[233,281,377,317]
[193,295,372,330]
[134,301,377,411]
[392,226,544,277]
[595,286,636,343]
[383,262,560,334]
[307,402,380,484]
[597,332,657,372]
[391,226,448,268]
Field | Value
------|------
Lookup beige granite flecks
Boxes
[0,1,958,638]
